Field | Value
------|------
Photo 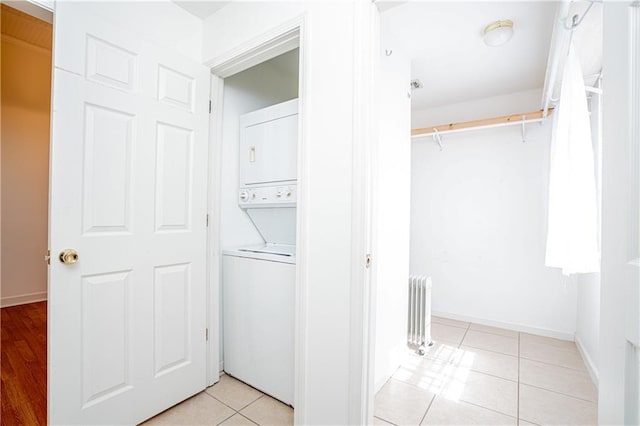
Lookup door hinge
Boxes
[206,214,209,227]
[206,328,209,341]
[209,100,212,114]
[45,250,51,265]
[365,254,372,268]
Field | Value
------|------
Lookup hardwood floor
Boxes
[1,301,47,426]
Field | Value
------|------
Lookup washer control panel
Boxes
[239,184,296,207]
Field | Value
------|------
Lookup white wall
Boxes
[373,50,411,393]
[410,90,578,338]
[412,89,545,129]
[220,49,299,249]
[1,20,51,307]
[576,273,600,380]
[203,2,307,62]
[204,2,375,423]
[575,93,603,385]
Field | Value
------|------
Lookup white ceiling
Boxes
[172,1,230,19]
[172,1,601,112]
[381,1,558,111]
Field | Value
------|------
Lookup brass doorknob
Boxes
[59,249,79,265]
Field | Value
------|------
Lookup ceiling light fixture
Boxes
[483,19,514,47]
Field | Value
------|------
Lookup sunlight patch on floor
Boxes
[394,343,478,400]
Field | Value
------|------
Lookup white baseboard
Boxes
[1,291,47,308]
[575,335,599,388]
[432,310,575,341]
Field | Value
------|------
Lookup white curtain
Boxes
[545,42,600,275]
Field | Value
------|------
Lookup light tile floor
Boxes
[142,316,596,426]
[374,316,598,426]
[142,374,293,425]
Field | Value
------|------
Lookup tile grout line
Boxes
[418,394,437,425]
[458,342,517,357]
[202,390,239,413]
[457,399,519,420]
[520,341,583,356]
[457,326,519,358]
[386,377,438,394]
[215,409,239,426]
[431,319,470,330]
[422,321,490,425]
[518,382,598,403]
[236,395,265,413]
[464,325,519,338]
[519,354,589,373]
[467,325,520,339]
[374,415,399,426]
[236,412,261,425]
[204,390,244,412]
[203,390,264,418]
[457,321,472,349]
[223,373,273,398]
[395,362,521,385]
[417,322,466,425]
[441,319,576,346]
[202,389,244,425]
[468,330,519,339]
[519,417,542,426]
[464,368,518,384]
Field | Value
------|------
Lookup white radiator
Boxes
[407,275,433,355]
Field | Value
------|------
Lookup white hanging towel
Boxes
[545,42,600,275]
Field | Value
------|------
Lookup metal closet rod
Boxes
[411,108,553,139]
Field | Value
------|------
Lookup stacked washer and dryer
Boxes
[222,99,298,406]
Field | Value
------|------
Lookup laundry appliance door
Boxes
[222,253,295,405]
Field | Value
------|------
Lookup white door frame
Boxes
[206,72,224,385]
[203,14,306,415]
[351,1,379,424]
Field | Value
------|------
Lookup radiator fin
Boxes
[407,275,432,354]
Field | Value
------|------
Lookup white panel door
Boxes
[48,4,209,424]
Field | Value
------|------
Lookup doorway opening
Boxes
[1,3,53,425]
[204,34,301,421]
[372,1,603,425]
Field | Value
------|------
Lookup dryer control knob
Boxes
[239,191,249,201]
